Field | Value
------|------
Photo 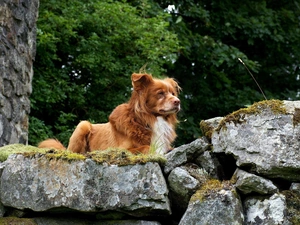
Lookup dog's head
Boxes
[131,73,181,116]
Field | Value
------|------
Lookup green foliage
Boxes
[157,0,300,144]
[29,116,54,146]
[30,0,300,146]
[30,0,179,145]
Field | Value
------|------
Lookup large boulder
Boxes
[179,179,244,225]
[212,100,300,181]
[0,153,171,217]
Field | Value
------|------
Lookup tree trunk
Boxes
[0,0,39,146]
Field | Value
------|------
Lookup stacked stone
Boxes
[0,0,39,146]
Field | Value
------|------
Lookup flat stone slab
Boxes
[0,153,171,217]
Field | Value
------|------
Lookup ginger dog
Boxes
[38,73,181,154]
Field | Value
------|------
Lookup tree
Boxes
[29,0,179,146]
[154,0,300,144]
[30,0,300,147]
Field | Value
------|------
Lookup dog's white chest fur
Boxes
[151,117,173,154]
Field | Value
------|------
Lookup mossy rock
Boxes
[88,148,166,166]
[0,144,48,162]
[0,144,166,166]
[216,99,287,132]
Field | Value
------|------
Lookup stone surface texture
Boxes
[0,100,300,224]
[244,194,290,225]
[0,154,170,217]
[212,100,300,181]
[0,0,38,146]
[179,185,244,225]
[234,168,278,195]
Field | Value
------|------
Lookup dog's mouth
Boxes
[159,106,180,115]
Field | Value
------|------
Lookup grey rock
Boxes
[233,168,278,195]
[200,117,223,142]
[244,193,291,225]
[195,151,223,179]
[290,183,300,194]
[168,167,199,200]
[179,181,244,225]
[212,100,300,181]
[168,165,208,213]
[0,201,5,217]
[0,154,171,217]
[164,137,210,174]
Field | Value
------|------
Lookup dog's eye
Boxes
[157,91,165,98]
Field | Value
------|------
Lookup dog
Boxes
[38,73,181,154]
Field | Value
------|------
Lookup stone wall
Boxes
[0,100,300,225]
[0,0,39,146]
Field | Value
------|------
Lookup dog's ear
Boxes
[132,73,153,91]
[165,78,181,96]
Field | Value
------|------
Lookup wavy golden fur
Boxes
[38,73,181,154]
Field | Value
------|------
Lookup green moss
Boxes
[87,148,167,166]
[216,99,286,132]
[200,120,214,141]
[190,179,233,203]
[0,144,166,166]
[0,217,37,225]
[230,172,238,184]
[44,150,86,161]
[18,149,86,162]
[0,144,48,162]
[282,190,300,225]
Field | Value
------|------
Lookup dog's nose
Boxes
[173,98,180,106]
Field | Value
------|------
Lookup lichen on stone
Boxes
[216,99,286,132]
